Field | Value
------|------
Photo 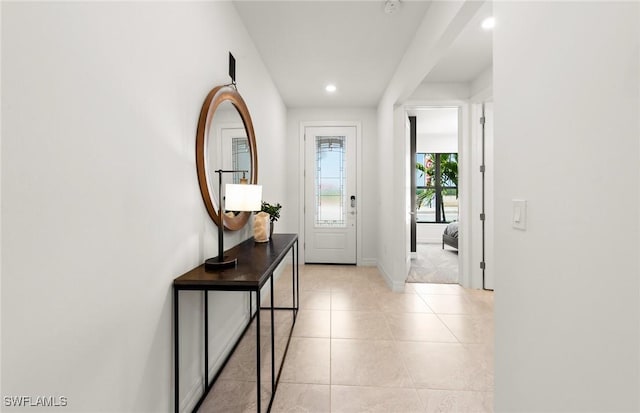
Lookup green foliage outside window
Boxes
[416,153,458,222]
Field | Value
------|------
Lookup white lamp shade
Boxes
[225,184,262,211]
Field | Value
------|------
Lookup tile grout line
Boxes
[432,311,464,345]
[416,287,482,345]
[385,288,430,412]
[329,287,333,412]
[285,268,493,411]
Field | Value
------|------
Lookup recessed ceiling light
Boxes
[325,84,337,93]
[481,16,495,30]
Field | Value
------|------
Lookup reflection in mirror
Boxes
[205,101,252,218]
[196,85,258,231]
[230,138,251,183]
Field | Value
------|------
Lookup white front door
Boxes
[304,126,357,264]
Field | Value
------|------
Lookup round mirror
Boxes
[196,85,258,230]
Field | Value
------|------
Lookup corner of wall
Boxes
[376,261,404,292]
[469,65,493,102]
[359,258,377,267]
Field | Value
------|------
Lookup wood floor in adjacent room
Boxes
[199,264,494,413]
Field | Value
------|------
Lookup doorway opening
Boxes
[407,107,460,284]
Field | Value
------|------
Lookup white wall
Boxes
[469,65,492,101]
[411,82,471,101]
[415,107,458,153]
[416,133,458,153]
[494,2,639,411]
[1,2,286,412]
[0,1,3,398]
[416,224,448,244]
[376,100,398,288]
[286,108,378,266]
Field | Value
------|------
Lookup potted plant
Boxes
[261,201,282,238]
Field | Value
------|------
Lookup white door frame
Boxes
[471,101,494,290]
[403,101,472,289]
[299,121,362,265]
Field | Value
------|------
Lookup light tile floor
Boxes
[200,264,494,413]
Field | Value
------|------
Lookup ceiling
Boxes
[422,1,493,83]
[234,1,493,108]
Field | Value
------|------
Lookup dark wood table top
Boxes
[173,233,297,291]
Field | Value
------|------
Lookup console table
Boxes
[173,234,299,413]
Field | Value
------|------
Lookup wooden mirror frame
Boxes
[196,85,258,230]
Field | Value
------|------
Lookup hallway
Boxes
[200,264,494,412]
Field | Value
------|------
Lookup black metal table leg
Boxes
[256,289,261,413]
[204,291,209,391]
[270,275,275,397]
[291,248,295,313]
[174,287,179,413]
[294,241,299,312]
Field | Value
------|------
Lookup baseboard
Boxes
[206,308,250,380]
[376,262,406,292]
[180,300,249,412]
[390,279,406,292]
[359,258,377,267]
[377,262,391,288]
[181,376,206,413]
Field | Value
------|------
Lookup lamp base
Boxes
[204,256,237,270]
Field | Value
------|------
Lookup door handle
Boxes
[350,195,356,208]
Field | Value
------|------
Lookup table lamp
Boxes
[205,169,262,270]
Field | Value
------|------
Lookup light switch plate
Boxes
[512,199,527,230]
